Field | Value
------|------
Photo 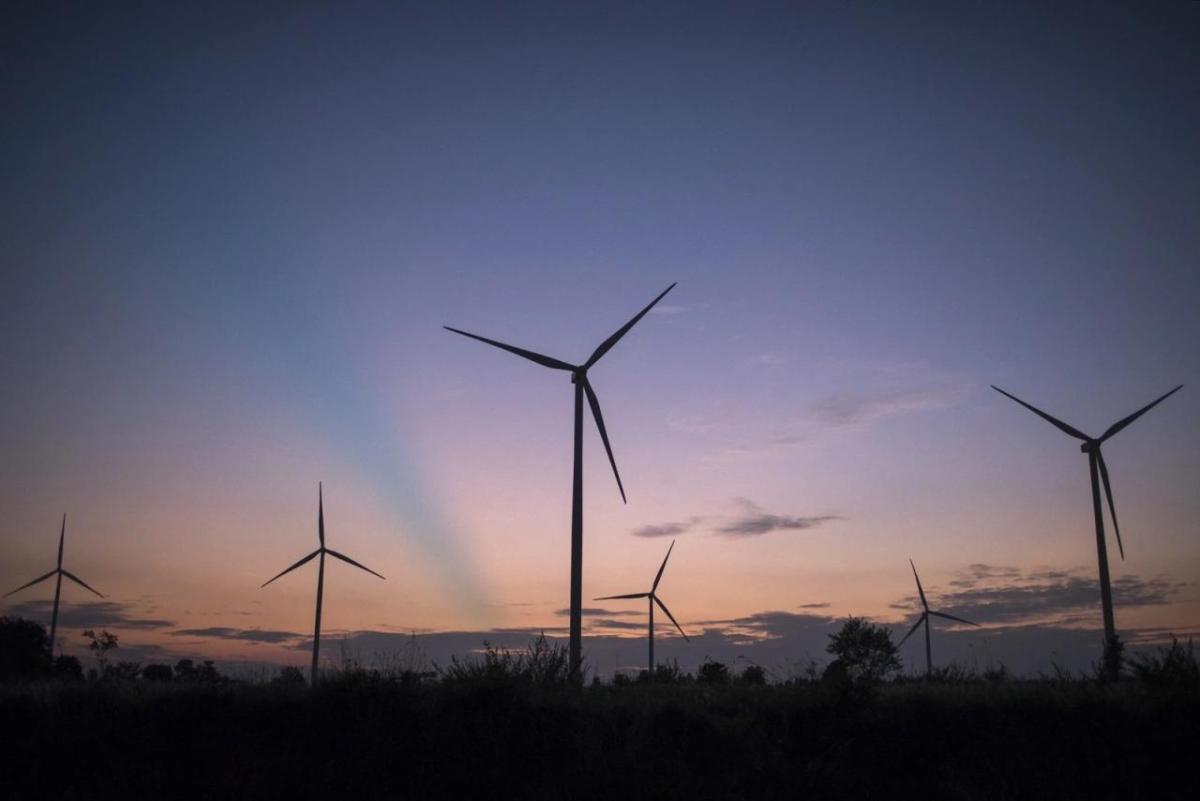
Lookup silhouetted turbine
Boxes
[261,484,384,685]
[446,282,676,677]
[898,560,979,677]
[992,384,1182,642]
[595,539,690,672]
[3,514,104,656]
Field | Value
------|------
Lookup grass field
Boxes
[2,647,1197,801]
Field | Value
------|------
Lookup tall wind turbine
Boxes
[898,560,979,677]
[3,514,104,656]
[261,484,385,685]
[446,282,676,677]
[992,384,1182,642]
[595,539,690,672]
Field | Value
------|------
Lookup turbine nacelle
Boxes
[1081,440,1100,454]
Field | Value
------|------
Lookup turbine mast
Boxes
[570,375,585,679]
[1088,450,1117,641]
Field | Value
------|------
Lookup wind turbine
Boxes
[992,384,1182,642]
[595,539,690,672]
[898,559,979,677]
[445,282,676,677]
[261,484,384,685]
[3,514,104,656]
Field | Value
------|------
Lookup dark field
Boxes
[2,670,1196,801]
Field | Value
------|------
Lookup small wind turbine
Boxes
[446,282,676,677]
[992,384,1182,642]
[595,539,689,672]
[261,484,384,685]
[898,559,979,677]
[3,514,104,656]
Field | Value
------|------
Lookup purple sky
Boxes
[2,2,1198,676]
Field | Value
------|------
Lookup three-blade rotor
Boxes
[4,514,104,599]
[261,484,385,588]
[898,560,978,646]
[595,539,689,641]
[444,283,677,504]
[991,385,1183,561]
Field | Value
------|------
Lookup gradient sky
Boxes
[3,1,1198,676]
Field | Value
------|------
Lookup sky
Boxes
[2,1,1198,678]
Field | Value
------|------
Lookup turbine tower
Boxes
[595,539,690,672]
[446,282,676,677]
[992,384,1182,642]
[3,514,104,656]
[261,484,385,685]
[898,559,979,677]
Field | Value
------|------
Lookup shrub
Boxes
[825,617,901,683]
[142,663,174,682]
[738,664,767,685]
[271,666,307,687]
[1129,637,1199,690]
[440,634,572,687]
[0,617,52,682]
[697,660,730,685]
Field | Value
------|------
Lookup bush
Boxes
[825,617,901,683]
[738,664,767,685]
[53,655,84,681]
[142,663,174,682]
[439,634,572,687]
[697,660,730,686]
[1130,637,1199,690]
[0,617,52,682]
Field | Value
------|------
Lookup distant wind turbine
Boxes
[446,282,676,677]
[992,384,1182,642]
[898,559,979,677]
[3,514,104,656]
[595,539,689,672]
[261,484,384,685]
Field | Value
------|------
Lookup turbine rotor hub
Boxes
[1081,439,1099,453]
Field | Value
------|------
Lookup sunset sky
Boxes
[3,1,1198,677]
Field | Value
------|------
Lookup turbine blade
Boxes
[584,283,676,369]
[583,378,626,503]
[594,592,650,600]
[929,610,980,627]
[1100,385,1184,442]
[444,326,574,371]
[326,549,386,580]
[653,595,689,642]
[57,514,66,567]
[318,482,325,547]
[1096,449,1124,560]
[991,386,1090,441]
[652,539,675,592]
[61,570,104,598]
[898,613,926,646]
[910,559,928,610]
[261,550,320,587]
[3,569,57,598]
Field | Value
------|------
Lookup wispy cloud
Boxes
[2,600,174,630]
[891,565,1182,626]
[171,627,306,644]
[716,498,841,538]
[630,517,705,538]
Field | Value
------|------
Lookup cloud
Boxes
[1,600,173,630]
[797,602,831,609]
[891,566,1182,626]
[630,517,704,538]
[810,387,965,427]
[171,627,306,644]
[716,498,840,538]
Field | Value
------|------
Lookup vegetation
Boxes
[1,619,1196,799]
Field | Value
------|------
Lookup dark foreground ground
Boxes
[2,674,1197,801]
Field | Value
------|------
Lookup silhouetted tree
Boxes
[738,664,767,685]
[53,654,84,681]
[271,666,306,687]
[142,663,173,682]
[825,617,901,683]
[174,658,225,684]
[0,617,52,681]
[697,660,730,685]
[82,629,119,676]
